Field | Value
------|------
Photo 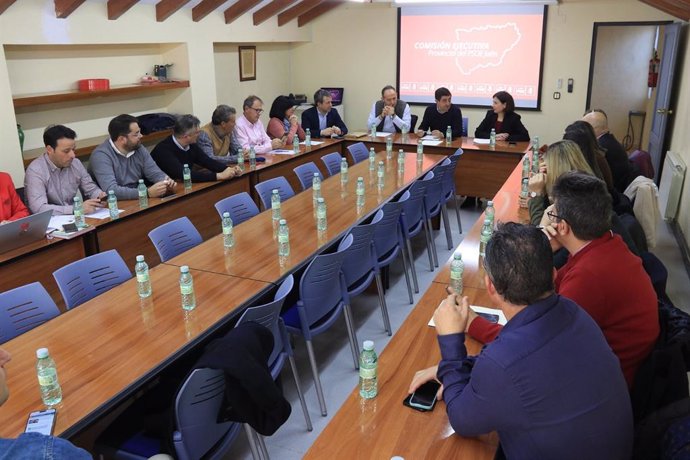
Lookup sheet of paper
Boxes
[300,141,324,146]
[48,215,75,232]
[375,132,392,137]
[473,138,491,144]
[428,305,507,327]
[422,140,443,146]
[421,135,437,140]
[270,149,295,155]
[87,208,124,220]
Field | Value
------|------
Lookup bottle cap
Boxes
[454,251,462,260]
[138,179,144,184]
[136,255,144,262]
[180,265,189,273]
[314,172,319,177]
[484,219,491,225]
[317,197,325,203]
[279,219,287,225]
[183,164,189,167]
[272,189,279,194]
[73,196,79,202]
[378,161,384,166]
[108,190,114,195]
[363,340,374,351]
[36,348,49,359]
[223,212,230,218]
[487,200,493,206]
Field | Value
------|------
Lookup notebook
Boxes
[0,210,53,254]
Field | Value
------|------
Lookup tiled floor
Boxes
[223,210,690,460]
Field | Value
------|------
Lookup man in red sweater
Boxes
[467,172,658,388]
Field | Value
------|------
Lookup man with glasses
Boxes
[410,223,633,459]
[468,172,658,388]
[90,114,176,199]
[234,96,283,154]
[151,114,241,183]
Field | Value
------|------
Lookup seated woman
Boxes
[266,96,305,145]
[1,172,29,224]
[474,91,530,142]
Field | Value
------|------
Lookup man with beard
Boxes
[90,114,175,200]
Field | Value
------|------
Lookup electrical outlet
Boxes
[553,92,561,100]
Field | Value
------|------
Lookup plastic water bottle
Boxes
[222,212,235,248]
[386,136,393,158]
[249,146,256,167]
[237,150,245,167]
[278,219,290,257]
[312,173,322,207]
[370,123,377,137]
[293,136,300,154]
[73,195,86,229]
[445,125,452,144]
[449,252,464,295]
[417,139,424,161]
[377,160,385,189]
[532,145,540,174]
[316,197,327,232]
[397,149,405,172]
[183,164,192,191]
[36,348,62,406]
[271,189,281,222]
[359,340,378,399]
[340,157,349,184]
[485,200,495,228]
[107,190,119,220]
[369,148,376,170]
[519,178,529,208]
[179,265,196,311]
[489,128,496,148]
[135,255,152,298]
[479,219,493,257]
[356,177,365,207]
[137,179,148,208]
[522,155,530,179]
[401,122,409,135]
[305,128,311,147]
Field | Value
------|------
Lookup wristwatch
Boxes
[529,191,542,198]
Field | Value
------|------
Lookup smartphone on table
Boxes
[25,409,57,435]
[403,380,441,412]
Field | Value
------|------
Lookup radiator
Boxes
[658,151,687,221]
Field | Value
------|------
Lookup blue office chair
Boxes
[423,167,454,256]
[293,162,321,191]
[320,152,343,177]
[254,176,295,210]
[441,150,464,234]
[400,179,435,283]
[53,250,132,310]
[0,282,60,343]
[373,199,414,304]
[409,114,419,132]
[235,275,313,432]
[346,142,369,164]
[214,192,260,225]
[462,117,469,137]
[339,211,391,335]
[281,234,357,417]
[148,217,203,263]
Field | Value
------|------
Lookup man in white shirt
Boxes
[366,85,411,134]
[234,96,282,154]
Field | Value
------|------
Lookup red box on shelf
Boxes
[78,79,110,91]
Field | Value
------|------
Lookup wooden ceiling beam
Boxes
[107,0,139,20]
[156,0,191,22]
[224,0,261,24]
[192,0,226,22]
[297,0,342,27]
[640,0,690,20]
[54,0,86,18]
[253,0,297,25]
[278,0,323,26]
[0,0,17,15]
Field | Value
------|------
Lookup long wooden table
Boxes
[0,264,270,438]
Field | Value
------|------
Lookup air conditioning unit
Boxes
[658,151,686,221]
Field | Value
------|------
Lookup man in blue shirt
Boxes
[0,347,91,459]
[412,223,633,459]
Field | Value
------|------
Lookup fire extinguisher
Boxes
[648,51,660,88]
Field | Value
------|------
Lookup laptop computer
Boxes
[0,210,53,254]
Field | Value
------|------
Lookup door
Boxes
[648,22,681,183]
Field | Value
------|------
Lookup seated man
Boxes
[151,114,241,183]
[471,172,659,387]
[89,114,175,200]
[413,223,633,459]
[366,85,411,134]
[582,109,635,193]
[233,96,283,154]
[197,104,243,165]
[0,172,29,223]
[0,347,91,458]
[301,89,348,138]
[25,125,106,215]
[416,87,463,140]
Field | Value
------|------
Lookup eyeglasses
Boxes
[249,107,264,114]
[547,210,566,223]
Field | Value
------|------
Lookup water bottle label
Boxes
[377,171,384,178]
[272,202,280,210]
[136,273,149,283]
[356,189,364,196]
[313,182,321,191]
[183,173,191,180]
[223,227,232,235]
[38,374,55,386]
[450,271,462,280]
[180,284,194,295]
[74,209,82,217]
[278,234,289,244]
[317,210,326,219]
[359,367,377,379]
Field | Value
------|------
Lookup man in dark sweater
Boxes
[151,114,241,183]
[415,87,463,140]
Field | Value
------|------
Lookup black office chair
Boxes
[409,114,418,132]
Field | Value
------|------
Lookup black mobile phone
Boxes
[403,380,441,412]
[509,142,517,146]
[62,223,78,233]
[25,409,57,436]
[477,312,500,323]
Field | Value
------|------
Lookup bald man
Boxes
[582,110,635,193]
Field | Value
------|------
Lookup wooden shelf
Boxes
[13,80,190,109]
[22,129,173,167]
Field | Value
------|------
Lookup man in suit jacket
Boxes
[301,89,348,138]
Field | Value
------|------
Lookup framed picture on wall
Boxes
[239,46,256,82]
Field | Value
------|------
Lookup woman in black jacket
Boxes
[474,91,530,142]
